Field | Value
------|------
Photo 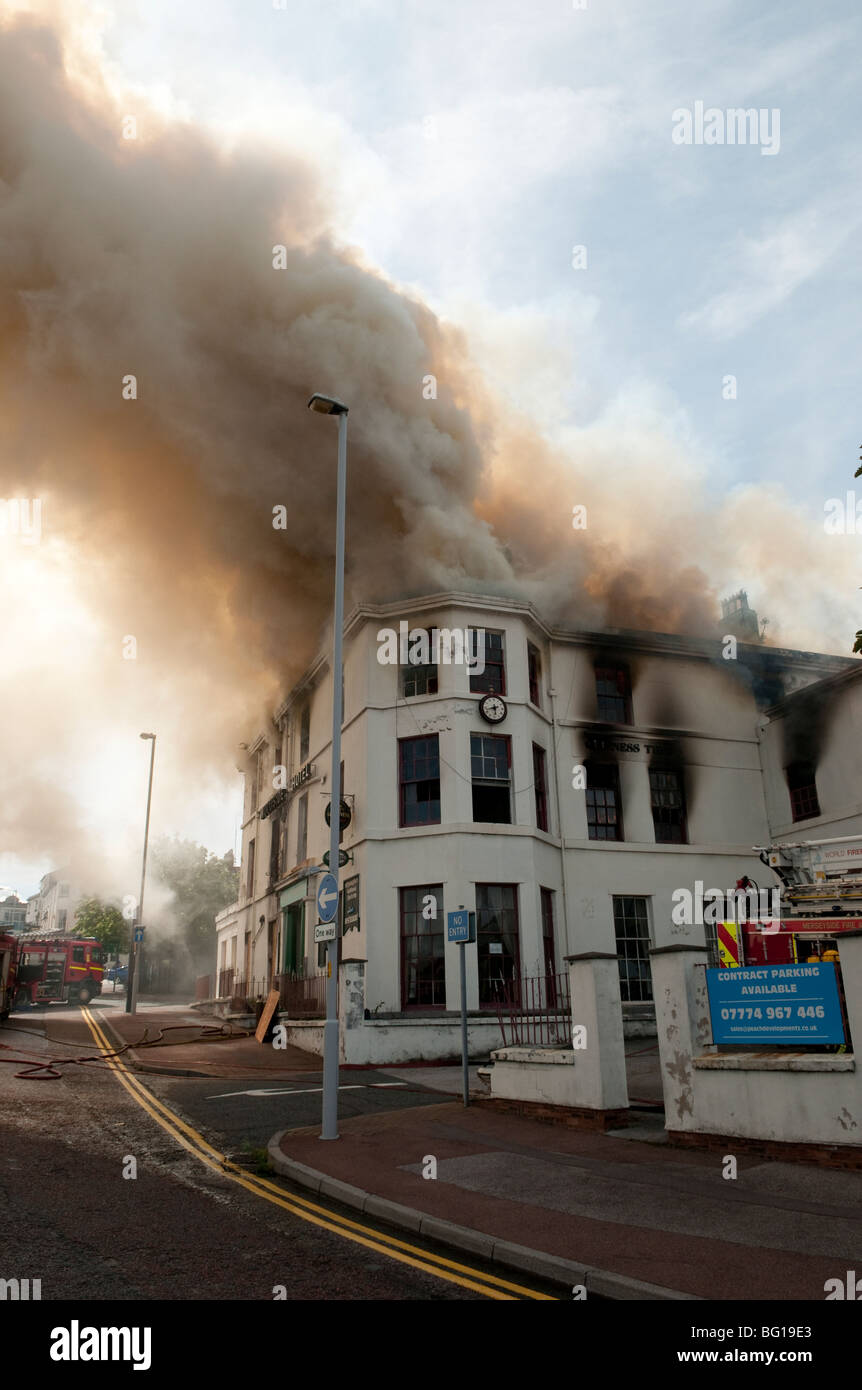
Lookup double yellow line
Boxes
[81,1007,554,1301]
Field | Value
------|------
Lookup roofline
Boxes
[764,658,862,717]
[269,589,858,720]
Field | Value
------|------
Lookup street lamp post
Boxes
[127,732,156,1017]
[307,392,349,1141]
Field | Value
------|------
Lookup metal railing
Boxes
[495,972,571,1048]
[219,972,328,1018]
[275,971,328,1018]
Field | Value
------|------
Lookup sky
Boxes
[2,0,860,899]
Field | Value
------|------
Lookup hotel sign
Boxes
[289,762,315,793]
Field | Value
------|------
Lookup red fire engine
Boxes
[740,835,862,966]
[0,932,17,1020]
[12,934,104,1008]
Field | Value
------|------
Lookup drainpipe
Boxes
[548,684,573,957]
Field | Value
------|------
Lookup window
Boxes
[400,885,445,1008]
[540,887,556,978]
[471,733,511,823]
[527,643,542,707]
[649,768,687,843]
[476,884,520,1007]
[296,793,308,864]
[595,666,632,723]
[613,896,653,1002]
[399,736,441,827]
[532,744,549,832]
[59,883,70,898]
[72,943,84,963]
[57,910,68,932]
[787,762,820,822]
[91,945,102,964]
[470,630,506,695]
[401,629,439,698]
[586,763,623,841]
[269,812,282,884]
[299,704,310,764]
[246,838,256,899]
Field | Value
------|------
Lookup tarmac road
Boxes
[0,1003,551,1302]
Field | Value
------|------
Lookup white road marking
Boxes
[205,1082,406,1100]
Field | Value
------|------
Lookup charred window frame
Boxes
[649,767,688,844]
[399,736,441,828]
[470,630,506,695]
[527,642,542,708]
[586,761,623,841]
[787,762,821,823]
[532,743,549,832]
[595,665,632,724]
[613,895,653,1003]
[401,629,439,698]
[400,885,445,1009]
[471,733,512,824]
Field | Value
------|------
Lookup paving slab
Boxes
[270,1099,862,1300]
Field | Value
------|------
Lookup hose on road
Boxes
[0,1019,251,1080]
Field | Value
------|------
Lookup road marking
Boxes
[206,1082,408,1100]
[80,1008,552,1301]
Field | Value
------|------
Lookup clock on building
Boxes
[478,694,507,724]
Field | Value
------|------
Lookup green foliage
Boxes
[73,896,126,954]
[150,837,238,959]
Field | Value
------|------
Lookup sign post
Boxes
[447,907,475,1107]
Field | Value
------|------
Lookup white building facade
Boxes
[25,871,80,934]
[215,592,855,1062]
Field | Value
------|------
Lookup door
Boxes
[283,903,305,976]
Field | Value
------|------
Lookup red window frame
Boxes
[532,743,549,832]
[399,885,446,1010]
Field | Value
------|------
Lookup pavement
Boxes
[89,1001,862,1301]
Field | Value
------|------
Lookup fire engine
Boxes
[0,932,17,1020]
[739,834,862,966]
[11,933,104,1008]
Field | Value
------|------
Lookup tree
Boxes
[150,838,238,963]
[73,897,126,955]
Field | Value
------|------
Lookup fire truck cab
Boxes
[0,932,17,1021]
[13,934,104,1008]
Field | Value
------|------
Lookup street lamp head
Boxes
[307,393,349,417]
[140,732,155,741]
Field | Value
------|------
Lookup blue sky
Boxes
[99,0,860,506]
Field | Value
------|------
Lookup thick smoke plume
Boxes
[0,6,856,882]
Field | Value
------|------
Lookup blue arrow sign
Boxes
[317,872,339,923]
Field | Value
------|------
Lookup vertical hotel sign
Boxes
[718,921,741,968]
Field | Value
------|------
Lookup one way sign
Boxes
[317,872,339,923]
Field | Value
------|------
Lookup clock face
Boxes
[480,695,506,723]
